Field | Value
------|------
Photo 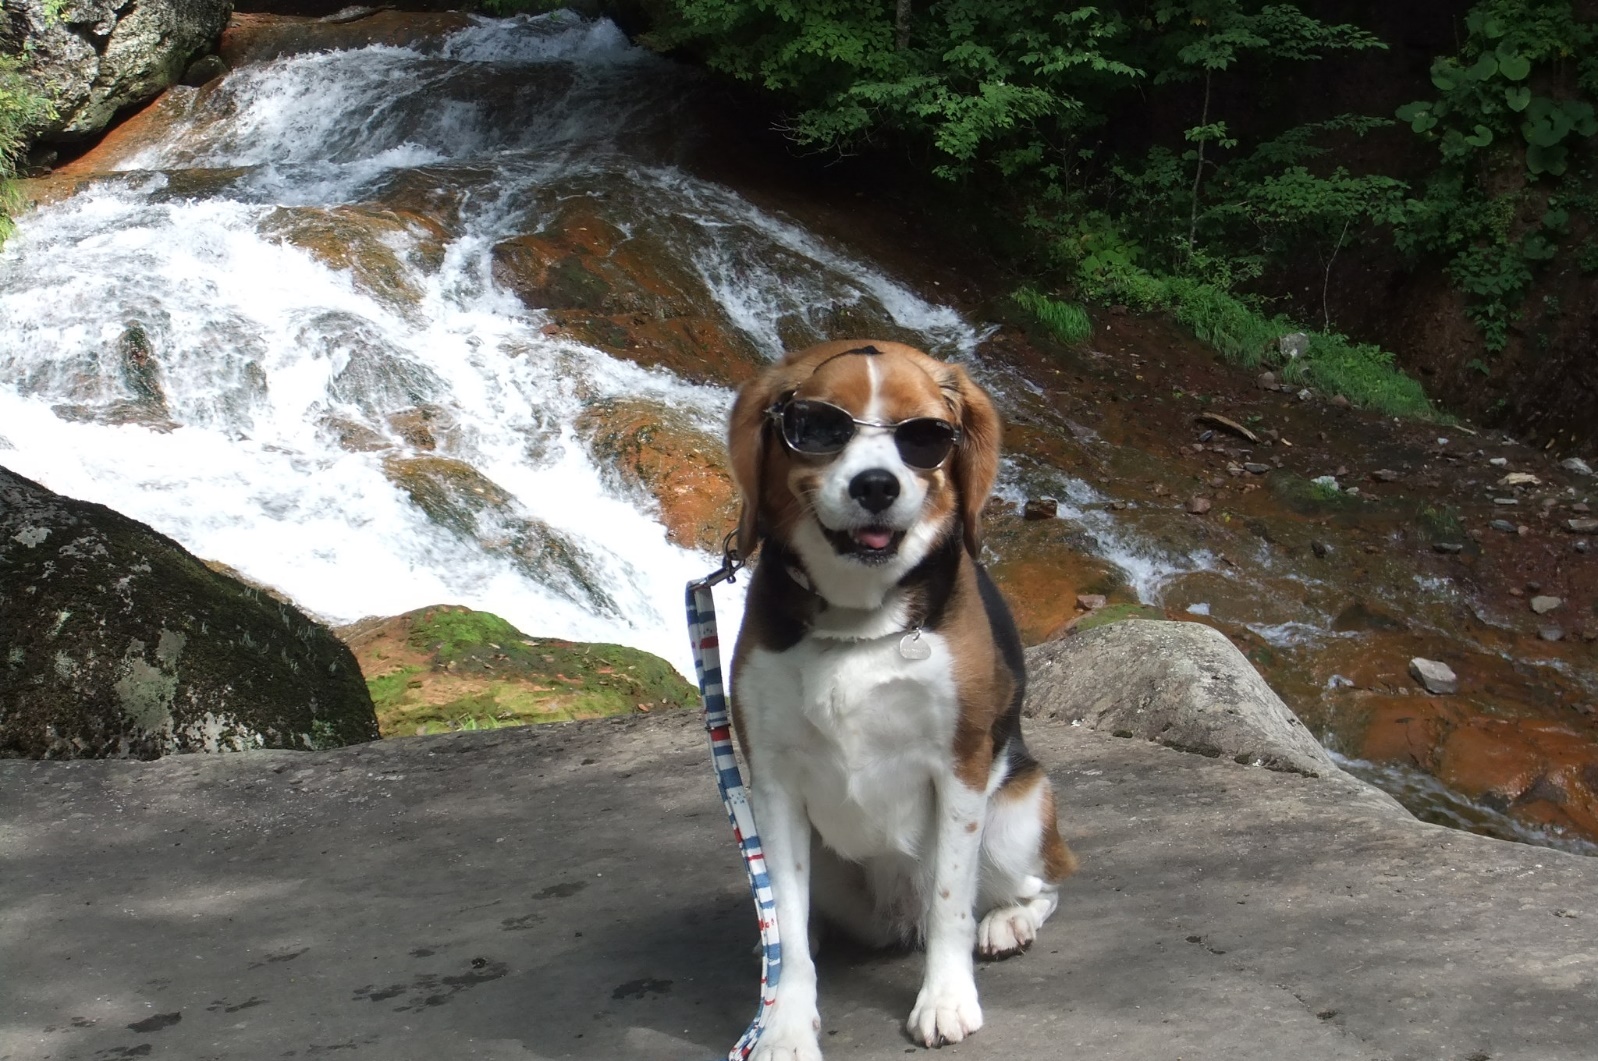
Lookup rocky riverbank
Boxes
[3,628,1594,1061]
[6,7,1596,851]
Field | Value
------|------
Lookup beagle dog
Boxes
[726,340,1076,1058]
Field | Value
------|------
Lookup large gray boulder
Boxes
[0,465,379,758]
[1024,618,1341,779]
[5,0,232,142]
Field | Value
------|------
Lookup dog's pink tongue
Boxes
[855,528,894,550]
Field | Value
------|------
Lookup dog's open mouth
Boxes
[824,525,905,563]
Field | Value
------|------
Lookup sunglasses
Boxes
[767,398,962,470]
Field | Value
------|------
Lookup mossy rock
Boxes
[339,605,698,736]
[0,466,379,759]
[1066,602,1168,636]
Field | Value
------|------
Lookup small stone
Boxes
[1372,469,1400,482]
[1243,462,1270,475]
[1330,395,1350,409]
[1296,388,1313,402]
[1527,581,1542,592]
[1209,476,1226,488]
[1577,540,1590,553]
[1437,438,1450,446]
[1490,519,1517,533]
[1023,498,1059,521]
[1561,457,1594,476]
[1409,658,1457,695]
[181,53,229,87]
[1568,518,1598,534]
[1530,595,1563,615]
[1109,500,1129,511]
[1279,332,1310,360]
[1187,497,1212,515]
[1311,475,1340,492]
[1258,371,1278,389]
[1345,487,1361,497]
[1311,541,1331,558]
[1573,503,1591,514]
[1539,626,1565,642]
[1153,483,1170,497]
[1432,542,1464,554]
[1335,466,1349,478]
[1498,472,1541,487]
[1198,429,1215,443]
[1469,528,1485,541]
[1509,587,1524,597]
[1076,594,1107,612]
[1493,497,1519,506]
[1489,457,1509,467]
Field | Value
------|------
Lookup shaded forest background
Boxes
[6,0,1598,455]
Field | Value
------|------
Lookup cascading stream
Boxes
[0,12,1049,675]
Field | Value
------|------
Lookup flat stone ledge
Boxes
[2,712,1594,1061]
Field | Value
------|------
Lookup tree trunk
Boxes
[896,0,912,50]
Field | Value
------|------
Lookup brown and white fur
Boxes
[727,340,1076,1059]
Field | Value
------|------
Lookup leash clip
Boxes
[691,530,745,590]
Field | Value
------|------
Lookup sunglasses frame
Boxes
[765,397,963,471]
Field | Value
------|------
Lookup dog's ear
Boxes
[727,370,788,559]
[945,363,1001,557]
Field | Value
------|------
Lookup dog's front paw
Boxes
[906,980,983,1047]
[752,1007,823,1061]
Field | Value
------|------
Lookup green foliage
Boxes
[1393,0,1597,350]
[1012,287,1092,343]
[0,53,55,244]
[646,1,1140,180]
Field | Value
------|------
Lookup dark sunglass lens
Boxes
[783,401,856,453]
[894,419,957,468]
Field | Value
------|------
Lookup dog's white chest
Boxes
[738,630,959,861]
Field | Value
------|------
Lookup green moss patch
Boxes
[341,605,698,738]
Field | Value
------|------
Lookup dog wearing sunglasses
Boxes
[726,340,1075,1059]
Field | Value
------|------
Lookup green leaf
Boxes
[1431,60,1460,92]
[1498,53,1531,80]
[1505,86,1531,111]
[1526,142,1569,176]
[1395,100,1430,122]
[1470,53,1499,81]
[1464,124,1493,148]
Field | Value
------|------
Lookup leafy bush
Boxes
[0,53,55,243]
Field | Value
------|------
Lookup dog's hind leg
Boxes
[975,767,1075,960]
[808,843,908,951]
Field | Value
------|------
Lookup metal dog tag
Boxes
[898,628,931,661]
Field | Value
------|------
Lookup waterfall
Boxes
[0,12,986,674]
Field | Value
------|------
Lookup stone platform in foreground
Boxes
[2,710,1594,1061]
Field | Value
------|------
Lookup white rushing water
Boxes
[0,12,990,675]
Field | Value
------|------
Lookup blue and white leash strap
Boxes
[686,550,780,1061]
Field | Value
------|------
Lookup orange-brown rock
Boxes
[489,200,763,384]
[574,398,738,553]
[984,514,1127,645]
[219,11,475,68]
[1358,696,1598,841]
[259,205,448,308]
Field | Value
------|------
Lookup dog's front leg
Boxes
[750,766,822,1061]
[908,776,987,1047]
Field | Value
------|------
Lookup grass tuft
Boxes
[1012,287,1093,344]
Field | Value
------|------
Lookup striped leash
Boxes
[686,540,779,1061]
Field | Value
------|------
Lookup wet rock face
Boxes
[574,398,737,553]
[12,0,232,142]
[0,466,379,759]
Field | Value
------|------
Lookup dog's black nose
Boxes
[848,469,900,514]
